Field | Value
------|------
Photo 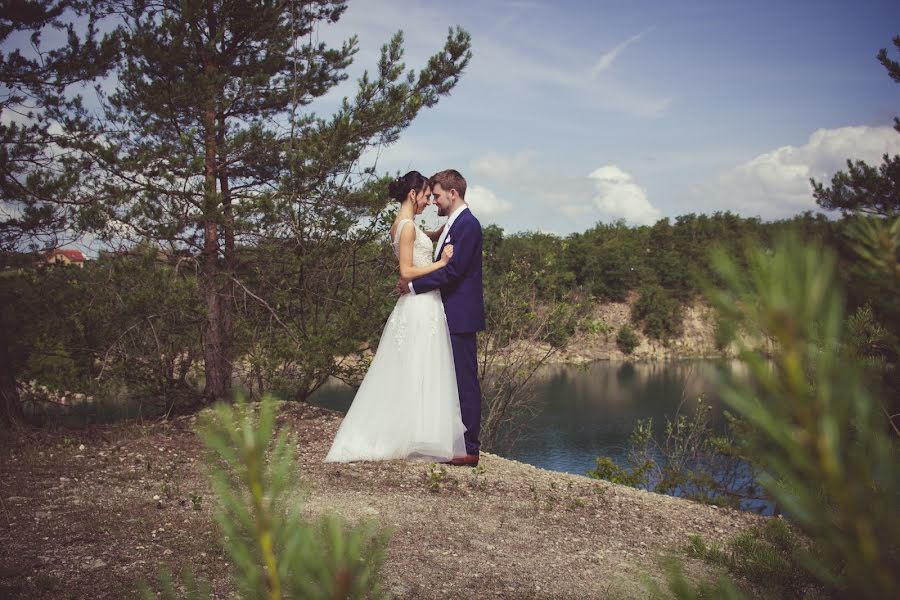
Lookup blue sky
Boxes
[312,0,900,234]
[4,0,898,240]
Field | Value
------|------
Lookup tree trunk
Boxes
[218,115,234,399]
[200,113,230,401]
[199,7,231,404]
[201,219,228,401]
[0,333,25,428]
[198,2,234,402]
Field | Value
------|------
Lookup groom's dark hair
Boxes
[430,169,466,199]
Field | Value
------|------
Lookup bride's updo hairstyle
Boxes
[388,170,429,203]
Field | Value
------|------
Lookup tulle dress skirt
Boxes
[324,289,467,462]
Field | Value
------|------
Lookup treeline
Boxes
[483,210,897,343]
[5,207,896,420]
[2,234,398,418]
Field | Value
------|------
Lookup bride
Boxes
[325,171,467,462]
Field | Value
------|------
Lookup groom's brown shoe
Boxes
[447,454,479,467]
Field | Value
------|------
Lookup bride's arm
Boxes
[397,225,452,280]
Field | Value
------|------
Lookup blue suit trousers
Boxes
[450,332,481,455]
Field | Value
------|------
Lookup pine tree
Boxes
[811,36,900,217]
[0,0,117,426]
[74,0,471,404]
[145,395,388,599]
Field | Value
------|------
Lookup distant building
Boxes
[45,248,86,268]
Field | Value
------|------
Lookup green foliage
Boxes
[23,336,82,392]
[588,401,762,510]
[615,324,640,355]
[646,560,748,600]
[631,283,684,342]
[2,256,203,417]
[478,262,586,449]
[586,318,613,338]
[426,463,449,493]
[712,311,737,352]
[812,154,900,217]
[489,230,575,299]
[686,520,822,600]
[811,37,899,217]
[842,215,900,323]
[0,1,118,252]
[144,395,388,599]
[234,234,397,401]
[586,456,653,488]
[845,304,895,383]
[565,220,647,301]
[706,233,899,598]
[63,1,473,402]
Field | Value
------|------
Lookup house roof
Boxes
[47,248,85,262]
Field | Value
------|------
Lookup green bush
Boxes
[616,324,640,354]
[588,402,763,510]
[631,283,684,341]
[686,520,822,599]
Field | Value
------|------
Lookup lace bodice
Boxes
[391,219,434,267]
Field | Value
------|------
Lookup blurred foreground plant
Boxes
[144,395,388,599]
[660,233,900,599]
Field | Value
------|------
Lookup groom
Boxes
[401,169,485,466]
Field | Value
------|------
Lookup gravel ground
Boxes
[0,402,767,598]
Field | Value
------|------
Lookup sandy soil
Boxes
[0,402,766,599]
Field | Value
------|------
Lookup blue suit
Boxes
[411,208,485,454]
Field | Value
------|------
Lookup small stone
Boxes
[78,444,85,451]
[89,558,106,569]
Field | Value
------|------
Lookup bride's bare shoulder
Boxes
[390,218,417,241]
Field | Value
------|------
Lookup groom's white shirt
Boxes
[434,204,468,261]
[408,204,469,295]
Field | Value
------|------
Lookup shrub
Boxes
[685,520,823,599]
[616,324,640,354]
[631,283,684,341]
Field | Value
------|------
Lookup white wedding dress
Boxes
[324,219,467,462]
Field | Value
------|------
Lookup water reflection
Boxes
[310,359,747,477]
[490,360,733,475]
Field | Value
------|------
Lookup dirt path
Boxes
[0,403,766,598]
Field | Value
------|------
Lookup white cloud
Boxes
[585,165,661,225]
[591,28,654,76]
[466,184,513,219]
[467,33,670,118]
[713,126,900,218]
[471,150,537,180]
[315,1,671,119]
